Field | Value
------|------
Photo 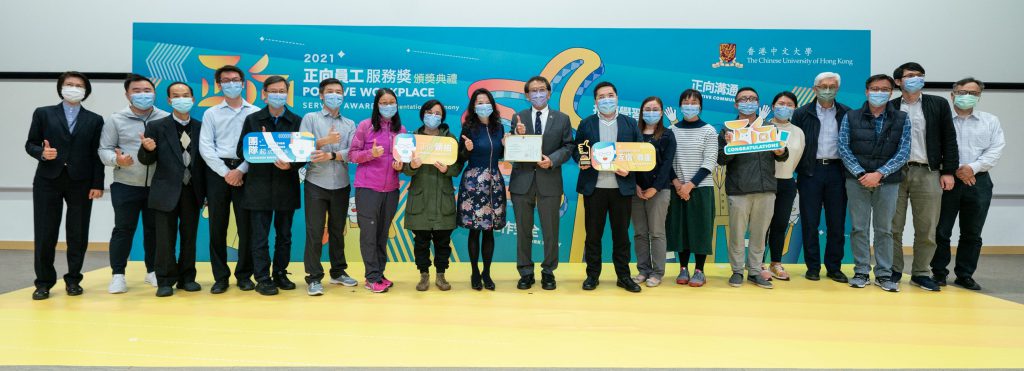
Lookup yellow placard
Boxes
[392,134,458,165]
[590,141,656,172]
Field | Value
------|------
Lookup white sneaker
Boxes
[108,274,127,294]
[329,274,358,287]
[144,271,158,287]
[307,282,324,296]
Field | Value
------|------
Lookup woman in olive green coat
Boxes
[402,100,463,291]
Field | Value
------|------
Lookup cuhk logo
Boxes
[712,43,744,69]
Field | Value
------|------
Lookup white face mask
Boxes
[61,86,85,103]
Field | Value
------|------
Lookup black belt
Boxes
[221,158,242,169]
[816,159,840,165]
[907,162,930,168]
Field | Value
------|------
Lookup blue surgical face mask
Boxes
[170,97,193,114]
[323,93,343,110]
[529,91,548,108]
[816,88,837,102]
[379,104,398,119]
[597,98,617,115]
[423,113,442,129]
[642,111,662,125]
[220,81,243,99]
[903,76,925,93]
[475,103,494,118]
[130,92,155,110]
[773,105,794,121]
[266,93,287,109]
[738,101,759,115]
[868,91,891,107]
[681,104,701,120]
[954,94,979,110]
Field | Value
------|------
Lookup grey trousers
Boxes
[846,179,899,278]
[892,166,942,277]
[512,181,561,276]
[631,189,670,279]
[355,188,399,283]
[726,192,776,275]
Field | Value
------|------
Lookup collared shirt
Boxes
[838,110,912,177]
[900,96,929,163]
[300,109,356,190]
[531,106,549,134]
[815,101,839,159]
[596,115,619,189]
[173,114,190,125]
[61,101,80,132]
[952,110,1005,174]
[199,99,259,177]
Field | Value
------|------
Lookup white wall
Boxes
[1,0,1022,245]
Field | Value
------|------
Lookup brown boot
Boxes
[416,272,430,291]
[435,272,451,291]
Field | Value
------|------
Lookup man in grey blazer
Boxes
[510,76,574,290]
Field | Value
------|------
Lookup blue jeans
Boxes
[845,179,898,278]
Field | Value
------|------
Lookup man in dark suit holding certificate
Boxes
[509,76,574,290]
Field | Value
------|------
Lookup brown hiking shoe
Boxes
[435,273,451,291]
[416,272,430,291]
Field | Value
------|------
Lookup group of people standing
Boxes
[25,62,1003,300]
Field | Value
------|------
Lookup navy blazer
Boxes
[791,98,850,177]
[24,103,105,189]
[572,113,642,196]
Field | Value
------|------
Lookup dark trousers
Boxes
[205,168,252,283]
[511,181,561,277]
[154,183,200,287]
[303,183,350,284]
[32,170,93,289]
[108,182,155,275]
[797,162,847,274]
[355,188,399,282]
[933,173,993,279]
[766,178,797,262]
[583,188,632,279]
[250,209,295,283]
[412,229,453,273]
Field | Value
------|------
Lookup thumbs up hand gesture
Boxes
[115,148,134,167]
[140,132,156,151]
[325,127,341,145]
[370,139,384,158]
[41,140,57,160]
[462,135,474,151]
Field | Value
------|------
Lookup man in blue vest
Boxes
[837,74,911,293]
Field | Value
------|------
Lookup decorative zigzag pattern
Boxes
[145,43,194,83]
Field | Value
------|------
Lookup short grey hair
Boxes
[814,72,841,87]
[953,77,985,91]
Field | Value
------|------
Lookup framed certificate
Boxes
[503,135,543,162]
[241,131,316,163]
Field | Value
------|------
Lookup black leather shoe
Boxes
[482,272,495,291]
[155,286,174,297]
[177,281,201,292]
[273,273,296,290]
[255,281,279,296]
[65,283,83,296]
[617,277,642,293]
[32,288,49,300]
[582,276,599,290]
[517,274,535,290]
[933,275,948,286]
[210,281,229,294]
[237,278,256,291]
[804,271,821,281]
[541,273,556,290]
[470,272,482,291]
[954,276,982,290]
[826,271,848,283]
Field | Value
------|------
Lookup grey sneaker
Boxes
[435,273,451,291]
[416,272,430,291]
[688,270,706,287]
[728,273,743,287]
[874,277,900,292]
[849,273,870,288]
[329,274,358,287]
[676,267,690,285]
[645,277,662,287]
[307,281,324,296]
[748,274,773,289]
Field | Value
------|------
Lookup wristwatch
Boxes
[330,152,337,161]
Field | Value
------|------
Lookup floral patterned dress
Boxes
[457,124,507,231]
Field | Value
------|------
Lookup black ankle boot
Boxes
[482,270,495,291]
[470,270,482,291]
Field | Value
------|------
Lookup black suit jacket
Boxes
[890,94,959,175]
[235,107,304,211]
[24,103,105,189]
[508,108,574,197]
[572,114,642,197]
[791,98,851,177]
[137,115,207,212]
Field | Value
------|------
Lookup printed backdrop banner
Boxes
[131,23,869,264]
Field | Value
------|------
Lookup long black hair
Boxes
[462,88,502,135]
[371,88,402,132]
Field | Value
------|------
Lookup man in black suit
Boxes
[509,76,573,290]
[888,62,959,291]
[138,82,206,297]
[24,71,105,300]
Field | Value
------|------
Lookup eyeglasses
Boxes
[736,97,758,103]
[902,72,925,79]
[815,85,838,90]
[219,78,243,84]
[868,88,893,93]
[952,90,981,97]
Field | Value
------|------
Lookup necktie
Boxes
[534,111,543,135]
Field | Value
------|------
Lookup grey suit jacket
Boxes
[508,107,574,197]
